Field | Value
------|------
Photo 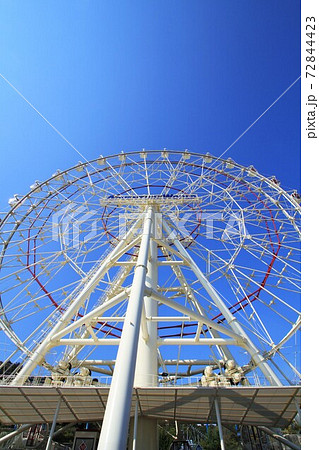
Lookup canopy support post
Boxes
[45,398,62,450]
[132,401,139,450]
[214,398,225,450]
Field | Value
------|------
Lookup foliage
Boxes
[158,423,241,450]
[159,423,175,450]
[53,424,77,445]
[198,425,241,450]
[282,421,301,435]
[199,425,220,449]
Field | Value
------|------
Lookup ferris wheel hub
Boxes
[100,193,201,207]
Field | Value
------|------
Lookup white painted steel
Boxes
[97,207,153,450]
[132,402,138,450]
[11,219,141,385]
[135,223,158,388]
[45,398,62,450]
[152,251,236,363]
[51,290,130,341]
[58,338,121,345]
[133,233,160,450]
[158,338,240,346]
[214,399,226,450]
[162,220,282,386]
[0,424,31,445]
[149,289,245,342]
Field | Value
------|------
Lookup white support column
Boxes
[67,256,136,363]
[131,222,159,450]
[97,207,153,450]
[45,398,62,450]
[162,220,282,386]
[135,226,158,387]
[11,218,142,385]
[214,399,225,450]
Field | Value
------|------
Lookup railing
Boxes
[0,374,292,387]
[0,374,201,387]
[0,375,112,387]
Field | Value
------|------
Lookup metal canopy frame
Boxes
[0,385,300,429]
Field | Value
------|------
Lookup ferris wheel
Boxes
[0,150,300,389]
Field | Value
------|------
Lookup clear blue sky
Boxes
[0,0,300,212]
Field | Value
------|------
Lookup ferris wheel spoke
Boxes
[230,265,300,315]
[105,158,139,196]
[243,233,300,274]
[266,316,301,357]
[167,259,236,361]
[160,153,189,195]
[227,268,274,344]
[275,349,301,379]
[4,252,67,314]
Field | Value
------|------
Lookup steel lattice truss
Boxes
[0,150,300,386]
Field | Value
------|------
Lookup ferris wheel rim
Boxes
[1,149,301,222]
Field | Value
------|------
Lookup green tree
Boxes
[159,424,175,450]
[200,425,241,450]
[200,425,220,449]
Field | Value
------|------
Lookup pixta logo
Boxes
[52,203,97,248]
[118,211,247,241]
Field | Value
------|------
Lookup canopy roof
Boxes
[0,385,300,428]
